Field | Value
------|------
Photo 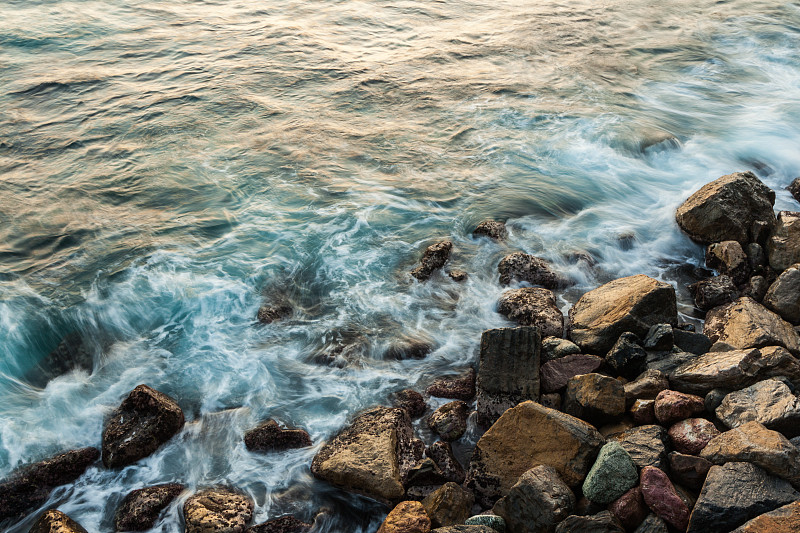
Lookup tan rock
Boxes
[706,241,750,284]
[716,379,800,438]
[377,501,431,533]
[29,510,88,533]
[183,488,254,533]
[497,287,564,337]
[732,500,800,532]
[421,482,473,528]
[764,264,800,324]
[767,212,800,271]
[704,297,800,355]
[563,373,625,425]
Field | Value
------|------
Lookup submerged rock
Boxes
[496,288,563,337]
[257,303,292,324]
[28,332,94,387]
[497,252,563,288]
[377,501,431,533]
[492,465,575,533]
[704,297,800,355]
[244,420,312,452]
[767,211,800,271]
[184,488,254,533]
[411,241,452,281]
[114,483,184,531]
[764,263,800,324]
[473,220,507,241]
[384,336,435,360]
[30,510,88,533]
[426,368,475,401]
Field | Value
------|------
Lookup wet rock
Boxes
[582,441,638,504]
[464,515,505,532]
[667,418,720,455]
[606,332,647,380]
[640,465,690,531]
[257,303,292,324]
[311,406,422,503]
[689,275,739,311]
[184,488,254,533]
[611,425,669,471]
[554,512,624,533]
[743,275,770,303]
[244,420,311,453]
[633,514,669,533]
[411,241,452,281]
[497,252,563,288]
[431,526,495,533]
[497,288,563,337]
[114,483,184,531]
[673,329,713,355]
[384,336,435,360]
[427,401,469,442]
[29,510,88,533]
[426,441,466,484]
[406,457,449,488]
[610,487,648,531]
[716,379,800,437]
[540,354,603,394]
[630,399,656,425]
[704,297,800,355]
[624,369,669,406]
[654,389,705,425]
[476,327,540,427]
[767,211,800,271]
[427,369,476,401]
[247,516,311,533]
[492,465,575,533]
[764,264,800,324]
[789,178,800,202]
[563,373,625,424]
[422,482,474,529]
[687,462,799,533]
[466,401,604,507]
[394,389,428,418]
[675,170,776,245]
[28,332,93,387]
[473,220,507,241]
[568,275,677,354]
[706,241,750,284]
[541,337,581,363]
[732,500,800,532]
[646,349,697,376]
[643,324,673,351]
[447,269,468,282]
[668,452,712,492]
[377,501,431,533]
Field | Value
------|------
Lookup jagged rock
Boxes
[582,441,638,504]
[568,275,677,354]
[633,514,669,533]
[764,264,800,324]
[645,349,696,376]
[447,270,468,282]
[640,466,690,531]
[668,418,720,455]
[716,379,800,437]
[427,369,476,401]
[611,425,669,471]
[673,329,713,355]
[406,457,449,488]
[540,354,603,393]
[599,418,635,438]
[606,332,647,380]
[184,488,254,533]
[497,252,563,288]
[789,178,800,202]
[102,384,185,468]
[624,370,669,406]
[114,483,184,531]
[675,171,776,245]
[476,327,540,427]
[644,324,673,351]
[492,465,575,533]
[732,500,800,532]
[466,401,604,507]
[747,242,768,270]
[767,211,800,271]
[384,336,435,360]
[29,510,88,533]
[431,526,495,533]
[422,483,473,528]
[244,420,311,453]
[554,512,624,533]
[668,452,711,491]
[257,303,292,324]
[706,241,750,284]
[541,337,581,363]
[630,399,656,425]
[654,390,704,425]
[426,441,466,484]
[377,501,431,533]
[427,401,469,442]
[689,275,739,311]
[247,515,311,533]
[464,515,505,532]
[473,220,507,241]
[563,373,625,424]
[394,389,428,418]
[497,288,563,337]
[743,275,770,303]
[311,406,422,503]
[705,389,729,414]
[610,487,648,531]
[411,241,452,281]
[704,297,800,355]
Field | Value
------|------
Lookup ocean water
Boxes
[1,0,799,530]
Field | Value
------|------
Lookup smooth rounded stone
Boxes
[464,515,505,532]
[540,392,561,411]
[704,297,800,355]
[611,425,669,471]
[667,418,720,455]
[257,303,292,324]
[563,373,625,425]
[246,515,312,533]
[687,462,800,533]
[0,447,99,522]
[114,483,184,531]
[476,327,540,427]
[630,399,656,425]
[654,389,705,425]
[497,288,563,337]
[743,275,770,303]
[473,220,507,241]
[767,211,800,271]
[640,465,690,531]
[582,441,638,504]
[554,511,624,533]
[675,170,776,245]
[789,178,800,202]
[689,275,739,311]
[426,441,466,484]
[184,488,254,533]
[422,482,474,529]
[673,328,713,355]
[633,514,669,533]
[384,336,435,360]
[605,332,647,380]
[706,241,750,284]
[311,406,422,503]
[644,324,674,351]
[102,384,185,468]
[764,264,800,324]
[610,487,648,531]
[427,401,470,442]
[377,501,431,533]
[668,452,712,492]
[466,401,604,507]
[624,369,669,406]
[704,389,729,414]
[393,389,428,418]
[497,252,563,289]
[540,354,603,393]
[716,379,800,437]
[244,420,312,453]
[426,368,476,401]
[542,337,581,363]
[411,241,452,281]
[492,465,575,533]
[29,510,88,533]
[732,500,800,532]
[447,269,468,282]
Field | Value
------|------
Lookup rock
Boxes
[673,329,713,355]
[554,512,625,533]
[184,488,254,533]
[582,441,639,504]
[447,270,468,282]
[385,337,435,360]
[706,241,750,284]
[611,425,669,471]
[0,447,99,522]
[644,324,673,351]
[411,241,452,281]
[394,389,428,418]
[492,465,575,533]
[541,337,581,363]
[687,462,800,532]
[102,384,185,468]
[540,393,561,410]
[497,288,563,337]
[426,441,466,484]
[716,379,800,437]
[689,275,739,311]
[540,354,603,394]
[789,178,800,202]
[675,170,776,245]
[667,418,720,455]
[747,243,768,271]
[630,399,656,425]
[497,252,563,288]
[427,401,469,442]
[476,327,540,427]
[599,418,635,438]
[668,452,712,491]
[28,332,93,387]
[606,332,647,380]
[732,500,800,532]
[431,527,495,533]
[640,465,690,531]
[633,514,669,533]
[568,275,677,354]
[563,373,625,424]
[646,349,696,376]
[610,487,648,531]
[422,483,473,528]
[704,389,729,414]
[406,457,449,488]
[743,275,770,303]
[464,515,505,532]
[114,483,184,531]
[473,220,508,241]
[654,389,705,425]
[257,303,292,324]
[704,297,800,355]
[29,510,88,533]
[701,421,800,487]
[768,211,800,271]
[427,369,476,401]
[466,401,604,507]
[244,420,311,453]
[311,406,422,503]
[247,515,312,533]
[764,264,800,324]
[377,501,431,533]
[624,369,669,406]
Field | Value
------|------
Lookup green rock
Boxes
[465,515,506,532]
[582,441,639,504]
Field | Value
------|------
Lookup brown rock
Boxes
[704,297,800,355]
[788,178,800,202]
[244,420,312,452]
[257,303,292,324]
[492,465,575,533]
[540,354,603,393]
[384,336,435,360]
[377,501,431,533]
[114,483,184,531]
[411,241,452,281]
[668,452,712,491]
[654,390,705,425]
[667,418,720,455]
[447,270,468,282]
[624,369,669,406]
[427,402,469,442]
[732,500,800,532]
[426,369,476,401]
[555,512,624,533]
[563,373,625,425]
[767,211,800,271]
[612,425,669,471]
[422,483,473,528]
[473,220,507,241]
[706,241,750,284]
[630,399,656,425]
[690,275,739,311]
[716,379,800,437]
[764,264,800,324]
[247,515,311,533]
[426,441,466,484]
[184,488,254,533]
[497,288,564,337]
[29,510,88,533]
[497,252,564,288]
[610,487,648,531]
[393,389,428,418]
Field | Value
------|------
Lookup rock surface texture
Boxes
[582,441,638,504]
[411,241,452,281]
[114,483,184,531]
[183,488,254,533]
[29,510,89,533]
[497,252,563,288]
[377,501,431,533]
[732,500,800,532]
[244,420,312,452]
[764,264,800,324]
[492,465,576,533]
[704,297,800,355]
[715,379,800,437]
[767,211,800,271]
[496,288,563,337]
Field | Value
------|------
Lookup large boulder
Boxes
[114,483,184,531]
[715,379,800,437]
[497,252,563,288]
[764,264,800,324]
[311,406,421,503]
[675,171,776,245]
[183,488,254,533]
[411,241,452,281]
[102,384,185,468]
[29,510,88,533]
[422,483,473,529]
[466,401,604,507]
[767,211,800,271]
[497,288,563,337]
[732,500,800,532]
[703,297,800,355]
[492,465,575,533]
[568,275,677,354]
[377,501,431,533]
[563,373,625,425]
[244,420,312,452]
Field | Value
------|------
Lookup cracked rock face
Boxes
[715,379,800,438]
[497,287,564,337]
[497,252,563,288]
[183,488,254,533]
[767,211,800,271]
[29,510,89,533]
[703,297,800,355]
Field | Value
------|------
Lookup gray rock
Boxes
[746,243,768,271]
[767,211,800,271]
[555,512,625,533]
[497,288,564,337]
[706,241,750,284]
[611,425,669,471]
[114,483,184,531]
[606,332,647,380]
[742,275,770,303]
[689,275,739,311]
[646,349,697,376]
[411,240,452,281]
[497,252,563,289]
[644,324,673,351]
[673,329,713,355]
[704,297,800,355]
[492,465,575,533]
[624,369,669,406]
[633,514,669,533]
[704,389,730,414]
[432,526,496,533]
[541,337,581,363]
[764,264,800,324]
[582,442,639,504]
[716,379,800,437]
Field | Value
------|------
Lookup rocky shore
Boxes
[4,170,800,532]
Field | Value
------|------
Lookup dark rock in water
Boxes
[633,514,669,533]
[732,500,800,532]
[624,369,669,406]
[114,483,184,531]
[540,354,603,394]
[689,275,738,311]
[555,511,625,533]
[788,178,800,202]
[715,379,800,437]
[184,487,254,533]
[610,487,648,531]
[244,420,312,452]
[767,211,800,271]
[673,328,712,355]
[102,384,185,468]
[29,332,93,386]
[675,171,776,245]
[563,373,625,425]
[643,324,673,351]
[611,425,669,471]
[617,232,637,251]
[427,368,476,401]
[605,332,647,380]
[496,287,563,337]
[667,418,719,455]
[393,389,427,418]
[427,401,469,442]
[376,501,430,533]
[447,269,468,282]
[257,303,292,324]
[541,337,581,363]
[0,447,99,522]
[764,264,800,324]
[426,441,466,484]
[706,241,750,284]
[473,220,507,241]
[422,482,474,528]
[247,515,311,533]
[687,462,800,533]
[742,275,769,303]
[411,241,452,281]
[497,252,563,288]
[492,465,575,533]
[640,466,690,531]
[30,510,88,533]
[704,297,800,354]
[669,452,711,492]
[476,327,540,427]
[431,526,495,533]
[384,336,435,360]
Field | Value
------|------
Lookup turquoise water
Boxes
[1,0,800,530]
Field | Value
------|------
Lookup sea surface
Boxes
[1,0,799,530]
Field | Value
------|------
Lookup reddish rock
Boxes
[654,390,704,426]
[630,399,656,425]
[668,452,712,492]
[540,354,604,393]
[640,465,690,531]
[244,420,312,453]
[377,501,431,533]
[610,486,648,531]
[668,418,720,455]
[426,369,476,401]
